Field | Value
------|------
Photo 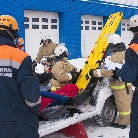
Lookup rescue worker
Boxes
[50,44,95,105]
[91,34,132,129]
[0,15,40,138]
[51,44,80,90]
[35,33,57,68]
[113,14,138,138]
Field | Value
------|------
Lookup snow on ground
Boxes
[83,118,129,138]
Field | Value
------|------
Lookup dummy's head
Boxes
[0,15,19,41]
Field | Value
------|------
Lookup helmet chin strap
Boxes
[5,29,15,41]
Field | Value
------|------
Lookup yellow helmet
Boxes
[0,15,18,31]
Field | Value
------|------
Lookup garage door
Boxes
[24,10,59,60]
[121,18,133,48]
[81,15,103,57]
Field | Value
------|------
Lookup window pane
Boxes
[98,27,102,30]
[127,24,129,27]
[122,28,125,31]
[98,22,102,25]
[127,28,130,31]
[42,18,48,23]
[92,27,96,30]
[51,25,57,29]
[85,26,89,30]
[81,20,83,24]
[51,19,57,23]
[92,21,96,25]
[32,25,39,29]
[122,23,125,26]
[24,17,29,22]
[81,26,83,30]
[24,24,29,29]
[42,25,48,29]
[32,18,39,22]
[85,21,89,24]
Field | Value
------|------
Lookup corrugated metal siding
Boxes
[0,0,138,59]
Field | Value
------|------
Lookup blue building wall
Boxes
[1,0,138,59]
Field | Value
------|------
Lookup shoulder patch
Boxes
[129,43,138,53]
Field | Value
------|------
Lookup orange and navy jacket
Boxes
[0,36,40,128]
[116,33,138,87]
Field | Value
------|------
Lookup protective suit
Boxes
[93,34,132,126]
[35,42,57,64]
[35,33,57,67]
[51,45,80,90]
[51,57,79,88]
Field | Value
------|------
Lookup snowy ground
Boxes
[84,118,129,138]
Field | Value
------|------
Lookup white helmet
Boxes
[107,34,121,44]
[54,44,68,56]
[41,33,50,40]
[129,14,138,28]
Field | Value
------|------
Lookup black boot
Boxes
[110,123,127,129]
[67,90,92,105]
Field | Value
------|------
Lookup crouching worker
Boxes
[90,34,132,129]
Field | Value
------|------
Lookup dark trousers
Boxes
[0,121,39,138]
[129,90,138,138]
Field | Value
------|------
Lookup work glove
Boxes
[112,67,120,79]
[93,68,113,77]
[86,69,103,83]
[70,71,81,84]
[85,69,94,80]
[32,60,37,70]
